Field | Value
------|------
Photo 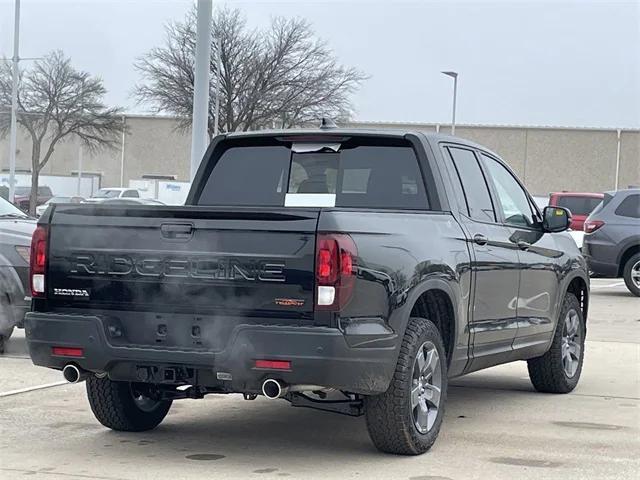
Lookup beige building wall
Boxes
[1,116,638,197]
[349,121,639,195]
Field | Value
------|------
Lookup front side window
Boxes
[122,190,139,198]
[481,153,536,228]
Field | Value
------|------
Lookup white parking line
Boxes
[0,381,67,398]
[591,282,625,289]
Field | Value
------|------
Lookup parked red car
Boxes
[548,192,604,231]
[12,186,54,213]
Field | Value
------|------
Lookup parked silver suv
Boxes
[583,189,640,296]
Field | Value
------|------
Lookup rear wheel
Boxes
[622,253,640,297]
[528,293,585,393]
[86,376,172,432]
[364,317,447,455]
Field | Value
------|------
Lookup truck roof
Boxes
[221,127,496,156]
[223,127,471,142]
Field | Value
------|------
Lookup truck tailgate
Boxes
[46,205,318,322]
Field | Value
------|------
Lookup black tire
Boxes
[528,293,585,393]
[622,253,640,297]
[86,376,172,432]
[0,295,15,342]
[364,317,447,455]
[1,327,14,340]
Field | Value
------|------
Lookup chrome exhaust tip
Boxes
[262,379,287,399]
[62,364,87,384]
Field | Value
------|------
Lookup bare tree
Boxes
[0,51,124,215]
[135,7,367,134]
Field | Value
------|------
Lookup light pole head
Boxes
[441,71,458,79]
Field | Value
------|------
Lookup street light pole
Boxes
[190,0,213,181]
[441,71,458,135]
[213,34,221,137]
[7,0,21,203]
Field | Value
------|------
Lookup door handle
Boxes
[160,223,193,239]
[473,234,488,246]
[517,240,531,251]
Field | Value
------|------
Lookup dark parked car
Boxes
[583,189,640,296]
[25,129,589,455]
[13,185,54,212]
[0,197,35,352]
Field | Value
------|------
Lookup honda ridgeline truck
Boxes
[25,129,589,455]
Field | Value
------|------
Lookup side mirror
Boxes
[543,206,571,233]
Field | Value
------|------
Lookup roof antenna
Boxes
[319,117,338,129]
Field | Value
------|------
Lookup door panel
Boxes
[478,151,561,354]
[440,145,520,369]
[467,222,520,356]
[509,228,562,350]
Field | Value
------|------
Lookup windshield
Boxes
[0,197,29,218]
[92,189,121,198]
[46,196,72,204]
[14,186,31,196]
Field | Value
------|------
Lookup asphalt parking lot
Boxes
[1,278,638,480]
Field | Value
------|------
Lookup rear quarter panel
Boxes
[318,210,472,376]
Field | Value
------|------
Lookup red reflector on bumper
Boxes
[52,347,84,357]
[255,360,291,370]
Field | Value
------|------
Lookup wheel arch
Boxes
[617,242,640,277]
[405,281,459,367]
[563,273,589,327]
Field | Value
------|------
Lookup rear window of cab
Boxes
[197,141,429,210]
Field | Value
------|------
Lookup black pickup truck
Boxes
[25,129,589,455]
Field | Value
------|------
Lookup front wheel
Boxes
[86,376,172,432]
[364,317,447,455]
[622,253,640,297]
[528,293,585,393]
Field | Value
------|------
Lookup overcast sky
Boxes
[1,0,638,128]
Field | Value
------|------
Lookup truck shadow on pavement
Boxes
[88,376,539,463]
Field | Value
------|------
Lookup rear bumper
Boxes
[582,237,619,277]
[24,312,398,395]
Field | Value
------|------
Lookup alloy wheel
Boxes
[631,260,640,289]
[411,341,442,434]
[561,309,582,378]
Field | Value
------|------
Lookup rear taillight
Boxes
[30,225,48,297]
[315,233,357,311]
[584,220,604,234]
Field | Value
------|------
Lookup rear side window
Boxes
[555,196,602,216]
[615,194,640,218]
[446,147,496,222]
[198,144,428,210]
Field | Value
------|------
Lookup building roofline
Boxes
[121,112,640,132]
[347,120,640,133]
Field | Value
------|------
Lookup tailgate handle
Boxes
[161,223,193,239]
